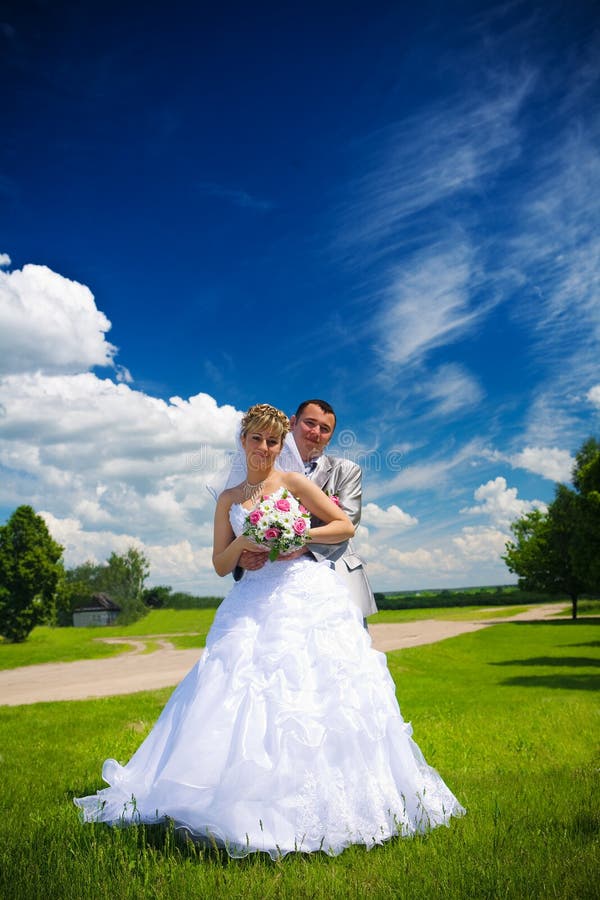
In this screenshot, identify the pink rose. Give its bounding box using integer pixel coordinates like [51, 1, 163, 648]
[264, 527, 281, 540]
[329, 495, 340, 506]
[275, 497, 291, 512]
[293, 518, 307, 535]
[298, 505, 309, 514]
[248, 509, 263, 525]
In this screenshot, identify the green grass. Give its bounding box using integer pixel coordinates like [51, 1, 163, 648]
[1, 619, 598, 899]
[0, 606, 544, 671]
[0, 609, 216, 670]
[369, 603, 557, 624]
[556, 598, 600, 618]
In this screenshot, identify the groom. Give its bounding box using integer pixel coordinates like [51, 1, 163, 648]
[237, 398, 378, 623]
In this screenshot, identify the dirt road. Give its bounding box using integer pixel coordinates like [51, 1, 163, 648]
[0, 604, 565, 706]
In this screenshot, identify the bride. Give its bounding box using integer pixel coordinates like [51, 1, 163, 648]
[75, 403, 465, 857]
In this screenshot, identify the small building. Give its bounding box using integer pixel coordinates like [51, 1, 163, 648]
[73, 593, 121, 628]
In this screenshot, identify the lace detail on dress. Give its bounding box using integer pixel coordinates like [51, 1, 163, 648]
[229, 501, 250, 537]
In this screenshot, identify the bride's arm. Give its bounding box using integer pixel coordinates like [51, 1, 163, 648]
[212, 494, 263, 576]
[282, 473, 355, 544]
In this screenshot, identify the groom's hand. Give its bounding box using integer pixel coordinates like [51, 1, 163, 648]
[276, 546, 308, 562]
[238, 548, 269, 571]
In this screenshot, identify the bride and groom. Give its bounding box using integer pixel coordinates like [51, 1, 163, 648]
[75, 401, 464, 857]
[234, 399, 377, 624]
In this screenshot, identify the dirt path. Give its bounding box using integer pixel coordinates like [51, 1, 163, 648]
[0, 604, 565, 706]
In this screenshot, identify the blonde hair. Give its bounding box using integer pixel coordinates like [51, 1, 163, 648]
[240, 404, 290, 442]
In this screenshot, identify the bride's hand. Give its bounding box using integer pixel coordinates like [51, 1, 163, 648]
[238, 546, 269, 570]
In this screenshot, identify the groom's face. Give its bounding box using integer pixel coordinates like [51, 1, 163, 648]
[290, 403, 336, 462]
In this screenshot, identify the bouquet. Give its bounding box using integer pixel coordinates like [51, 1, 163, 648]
[243, 488, 311, 561]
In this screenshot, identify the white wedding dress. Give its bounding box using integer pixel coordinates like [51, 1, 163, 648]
[75, 494, 465, 857]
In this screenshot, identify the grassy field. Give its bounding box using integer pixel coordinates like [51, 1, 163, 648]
[1, 614, 598, 899]
[0, 609, 217, 670]
[369, 604, 534, 624]
[0, 604, 564, 671]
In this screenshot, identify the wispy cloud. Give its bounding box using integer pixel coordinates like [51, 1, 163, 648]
[367, 438, 486, 501]
[419, 363, 485, 417]
[510, 122, 600, 348]
[331, 71, 536, 388]
[376, 241, 484, 368]
[196, 181, 274, 211]
[504, 98, 600, 445]
[338, 70, 535, 252]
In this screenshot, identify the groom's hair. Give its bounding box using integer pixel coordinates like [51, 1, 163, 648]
[294, 399, 336, 428]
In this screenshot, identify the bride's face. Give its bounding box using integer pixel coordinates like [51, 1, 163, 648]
[241, 429, 282, 474]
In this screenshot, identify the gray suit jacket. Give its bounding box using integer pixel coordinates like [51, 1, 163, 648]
[306, 455, 378, 618]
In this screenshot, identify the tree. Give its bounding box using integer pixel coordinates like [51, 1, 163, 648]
[570, 438, 600, 594]
[143, 584, 172, 608]
[504, 501, 586, 620]
[504, 437, 600, 619]
[55, 562, 99, 626]
[57, 548, 151, 626]
[572, 437, 600, 493]
[0, 506, 64, 642]
[100, 547, 150, 623]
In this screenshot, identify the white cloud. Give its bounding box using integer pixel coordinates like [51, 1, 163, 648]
[461, 476, 546, 528]
[508, 446, 574, 482]
[73, 497, 114, 526]
[0, 371, 241, 535]
[452, 526, 510, 561]
[388, 546, 465, 574]
[587, 384, 600, 408]
[357, 515, 520, 590]
[0, 263, 117, 375]
[41, 511, 145, 565]
[0, 253, 10, 267]
[0, 259, 250, 594]
[41, 511, 218, 592]
[361, 502, 418, 530]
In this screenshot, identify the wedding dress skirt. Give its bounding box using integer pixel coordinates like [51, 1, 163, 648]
[75, 502, 465, 857]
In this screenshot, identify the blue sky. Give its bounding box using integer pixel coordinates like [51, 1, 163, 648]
[1, 0, 599, 593]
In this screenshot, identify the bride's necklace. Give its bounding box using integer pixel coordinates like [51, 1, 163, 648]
[241, 478, 266, 503]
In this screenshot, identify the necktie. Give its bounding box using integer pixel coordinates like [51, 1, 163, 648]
[304, 460, 317, 476]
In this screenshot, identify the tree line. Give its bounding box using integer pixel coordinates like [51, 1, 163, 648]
[372, 586, 562, 611]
